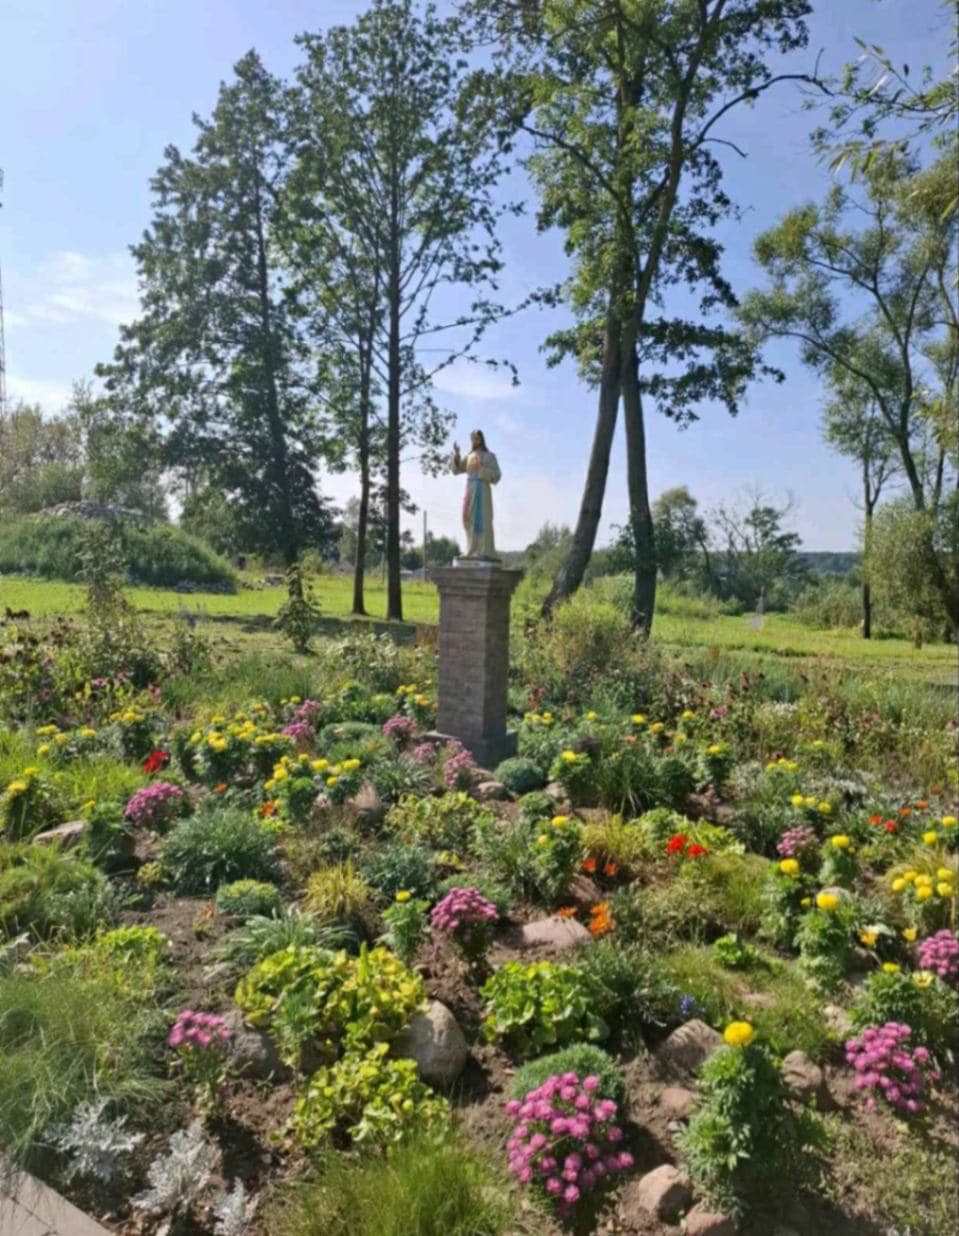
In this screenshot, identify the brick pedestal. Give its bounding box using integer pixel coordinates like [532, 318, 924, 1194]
[430, 563, 523, 768]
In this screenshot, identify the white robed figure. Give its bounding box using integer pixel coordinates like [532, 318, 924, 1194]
[451, 429, 501, 560]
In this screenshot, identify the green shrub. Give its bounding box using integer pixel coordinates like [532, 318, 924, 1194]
[576, 939, 675, 1047]
[494, 757, 546, 796]
[235, 944, 426, 1069]
[679, 1033, 823, 1218]
[35, 924, 173, 1002]
[216, 908, 352, 971]
[0, 966, 166, 1167]
[516, 790, 554, 824]
[304, 861, 374, 932]
[385, 791, 489, 852]
[851, 970, 958, 1061]
[0, 842, 117, 941]
[263, 1132, 514, 1236]
[796, 897, 858, 988]
[215, 879, 282, 918]
[548, 748, 597, 805]
[379, 896, 429, 966]
[480, 961, 605, 1057]
[512, 1043, 623, 1103]
[362, 842, 436, 900]
[473, 813, 583, 905]
[0, 769, 64, 841]
[712, 932, 764, 971]
[292, 1042, 450, 1148]
[318, 721, 380, 749]
[159, 804, 279, 895]
[0, 514, 236, 588]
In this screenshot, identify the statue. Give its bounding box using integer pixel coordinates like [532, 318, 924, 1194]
[451, 429, 501, 561]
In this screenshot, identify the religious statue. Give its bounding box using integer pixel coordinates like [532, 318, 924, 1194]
[451, 429, 501, 560]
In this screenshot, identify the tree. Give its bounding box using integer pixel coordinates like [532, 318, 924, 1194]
[69, 381, 168, 520]
[470, 0, 817, 633]
[867, 498, 958, 647]
[740, 146, 958, 633]
[0, 401, 83, 514]
[96, 52, 332, 566]
[821, 374, 898, 638]
[711, 495, 806, 610]
[292, 0, 522, 621]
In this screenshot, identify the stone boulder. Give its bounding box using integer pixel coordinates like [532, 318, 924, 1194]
[349, 781, 385, 827]
[782, 1049, 833, 1109]
[659, 1086, 697, 1120]
[515, 915, 590, 952]
[32, 820, 86, 848]
[223, 1009, 287, 1081]
[628, 1164, 692, 1222]
[394, 1000, 468, 1087]
[473, 779, 509, 802]
[657, 1019, 723, 1077]
[685, 1205, 737, 1236]
[565, 872, 603, 909]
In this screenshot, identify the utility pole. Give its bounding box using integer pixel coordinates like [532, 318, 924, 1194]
[0, 168, 7, 417]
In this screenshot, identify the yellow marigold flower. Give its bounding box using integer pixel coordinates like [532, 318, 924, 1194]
[942, 815, 957, 828]
[326, 775, 339, 788]
[816, 892, 840, 911]
[779, 858, 800, 877]
[274, 767, 288, 781]
[586, 711, 598, 722]
[560, 750, 578, 764]
[673, 732, 688, 745]
[803, 796, 817, 809]
[6, 780, 28, 794]
[36, 744, 50, 757]
[415, 695, 430, 708]
[190, 731, 202, 743]
[723, 1021, 755, 1047]
[681, 709, 696, 720]
[23, 766, 39, 777]
[708, 744, 724, 756]
[902, 871, 917, 883]
[784, 760, 799, 773]
[766, 761, 778, 772]
[892, 878, 906, 892]
[923, 831, 938, 844]
[902, 927, 918, 942]
[914, 874, 932, 887]
[830, 834, 851, 850]
[298, 753, 310, 763]
[551, 816, 569, 828]
[121, 710, 138, 724]
[54, 732, 69, 745]
[817, 802, 833, 816]
[790, 793, 805, 807]
[936, 868, 954, 881]
[800, 896, 812, 907]
[290, 696, 301, 705]
[82, 799, 96, 811]
[36, 725, 59, 737]
[631, 714, 647, 726]
[537, 834, 550, 846]
[80, 728, 96, 739]
[937, 882, 954, 898]
[264, 779, 276, 792]
[211, 714, 226, 724]
[882, 962, 901, 974]
[859, 931, 878, 947]
[311, 758, 329, 772]
[650, 722, 665, 734]
[913, 972, 935, 988]
[395, 890, 411, 903]
[916, 885, 933, 901]
[342, 758, 361, 772]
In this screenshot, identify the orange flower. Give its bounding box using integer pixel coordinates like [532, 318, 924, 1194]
[260, 799, 278, 817]
[869, 813, 882, 826]
[589, 902, 613, 937]
[899, 806, 913, 818]
[931, 785, 943, 796]
[555, 906, 578, 919]
[213, 782, 228, 794]
[581, 856, 598, 874]
[603, 860, 619, 878]
[916, 800, 929, 810]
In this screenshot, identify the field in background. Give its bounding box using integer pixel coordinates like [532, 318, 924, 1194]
[2, 573, 955, 686]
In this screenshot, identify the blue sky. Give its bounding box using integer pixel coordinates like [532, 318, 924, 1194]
[0, 0, 949, 551]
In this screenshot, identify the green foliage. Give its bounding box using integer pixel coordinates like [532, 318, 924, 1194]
[159, 804, 279, 894]
[292, 1042, 450, 1148]
[472, 812, 582, 905]
[712, 932, 763, 971]
[680, 1039, 823, 1218]
[216, 907, 352, 971]
[380, 896, 429, 966]
[516, 791, 554, 825]
[262, 1132, 514, 1236]
[494, 757, 546, 796]
[385, 791, 489, 851]
[275, 564, 323, 653]
[0, 769, 64, 841]
[480, 961, 605, 1058]
[851, 971, 958, 1062]
[575, 940, 675, 1048]
[796, 899, 858, 988]
[0, 514, 236, 588]
[0, 965, 166, 1167]
[215, 879, 282, 918]
[581, 815, 648, 875]
[759, 865, 811, 949]
[36, 924, 173, 1002]
[304, 861, 374, 931]
[512, 1043, 624, 1104]
[362, 842, 436, 900]
[0, 842, 117, 941]
[235, 944, 426, 1070]
[548, 748, 596, 805]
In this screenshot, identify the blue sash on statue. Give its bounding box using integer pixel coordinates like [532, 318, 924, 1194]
[469, 476, 484, 532]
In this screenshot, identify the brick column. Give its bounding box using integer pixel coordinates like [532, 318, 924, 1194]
[430, 563, 523, 768]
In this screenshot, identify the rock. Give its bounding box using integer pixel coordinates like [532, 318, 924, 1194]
[473, 779, 509, 802]
[516, 915, 591, 951]
[545, 781, 569, 803]
[657, 1019, 723, 1077]
[349, 781, 385, 827]
[32, 820, 86, 848]
[684, 1205, 737, 1236]
[659, 1086, 696, 1120]
[223, 1009, 287, 1081]
[394, 1000, 468, 1087]
[823, 1003, 853, 1037]
[782, 1050, 832, 1109]
[565, 872, 604, 909]
[628, 1164, 692, 1222]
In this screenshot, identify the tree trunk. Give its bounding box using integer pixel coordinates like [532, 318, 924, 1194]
[385, 180, 403, 622]
[353, 432, 370, 617]
[541, 301, 622, 618]
[861, 469, 873, 640]
[621, 337, 656, 636]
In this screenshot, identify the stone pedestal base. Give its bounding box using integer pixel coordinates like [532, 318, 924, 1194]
[429, 563, 523, 768]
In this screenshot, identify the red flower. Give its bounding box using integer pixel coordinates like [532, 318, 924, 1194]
[869, 813, 882, 826]
[581, 856, 598, 874]
[260, 800, 278, 817]
[885, 820, 898, 833]
[143, 750, 170, 774]
[687, 843, 709, 858]
[603, 860, 619, 878]
[666, 834, 689, 855]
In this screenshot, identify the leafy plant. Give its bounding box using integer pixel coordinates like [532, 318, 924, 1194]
[495, 757, 546, 796]
[362, 841, 436, 900]
[304, 861, 374, 931]
[0, 842, 117, 941]
[215, 879, 282, 918]
[291, 1041, 450, 1148]
[132, 1120, 218, 1219]
[480, 961, 605, 1057]
[575, 939, 675, 1047]
[48, 1098, 144, 1184]
[796, 897, 858, 988]
[215, 908, 351, 971]
[380, 894, 429, 966]
[159, 804, 279, 894]
[712, 932, 763, 971]
[511, 1043, 623, 1103]
[274, 563, 322, 653]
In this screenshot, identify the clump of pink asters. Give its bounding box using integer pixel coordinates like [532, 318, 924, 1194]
[442, 741, 476, 790]
[917, 930, 959, 988]
[382, 714, 420, 748]
[169, 1009, 232, 1110]
[777, 824, 818, 859]
[430, 886, 498, 960]
[124, 781, 184, 829]
[505, 1072, 633, 1212]
[844, 1022, 940, 1116]
[292, 699, 323, 726]
[409, 742, 438, 766]
[281, 721, 315, 751]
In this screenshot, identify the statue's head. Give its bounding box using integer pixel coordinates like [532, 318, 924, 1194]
[470, 429, 487, 451]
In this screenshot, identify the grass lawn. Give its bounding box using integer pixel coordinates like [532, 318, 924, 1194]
[2, 573, 955, 685]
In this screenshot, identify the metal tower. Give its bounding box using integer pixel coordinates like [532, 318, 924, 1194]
[0, 168, 6, 416]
